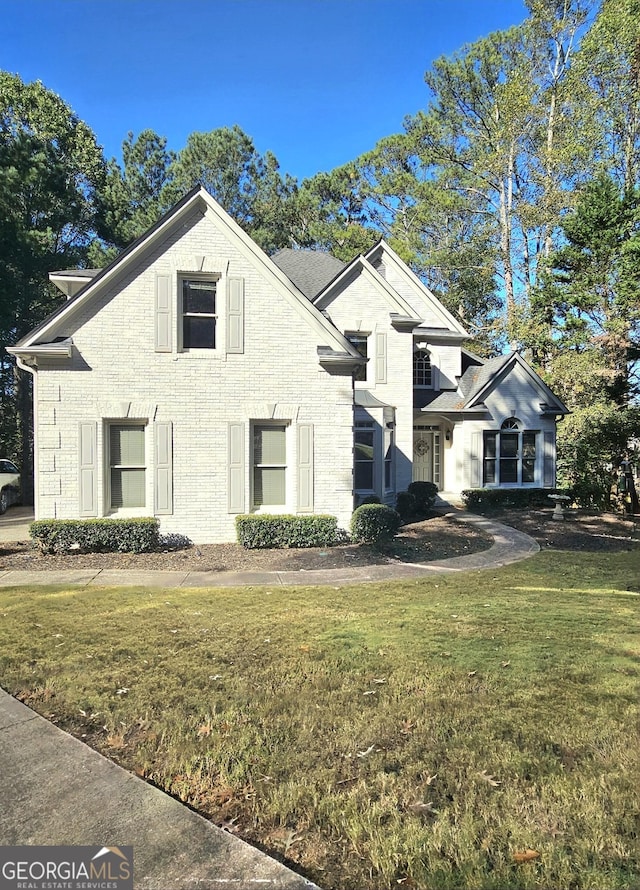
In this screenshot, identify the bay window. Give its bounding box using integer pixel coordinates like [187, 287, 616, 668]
[483, 419, 537, 486]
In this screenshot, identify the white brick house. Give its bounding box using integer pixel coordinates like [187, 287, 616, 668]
[9, 186, 568, 543]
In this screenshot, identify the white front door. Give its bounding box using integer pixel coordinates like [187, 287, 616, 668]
[413, 426, 441, 488]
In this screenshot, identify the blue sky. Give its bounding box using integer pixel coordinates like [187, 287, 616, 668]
[1, 0, 528, 181]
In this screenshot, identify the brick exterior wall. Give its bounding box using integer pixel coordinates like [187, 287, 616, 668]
[32, 209, 355, 543]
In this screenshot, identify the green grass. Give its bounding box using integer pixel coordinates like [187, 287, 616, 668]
[0, 549, 638, 889]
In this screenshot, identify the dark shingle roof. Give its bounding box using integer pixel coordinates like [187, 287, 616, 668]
[272, 248, 346, 299]
[458, 355, 509, 401]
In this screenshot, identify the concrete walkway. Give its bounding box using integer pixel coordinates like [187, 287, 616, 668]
[0, 507, 539, 889]
[0, 511, 539, 589]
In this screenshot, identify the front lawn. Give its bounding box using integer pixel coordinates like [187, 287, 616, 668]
[0, 549, 638, 889]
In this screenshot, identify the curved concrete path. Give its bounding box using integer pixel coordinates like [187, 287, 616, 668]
[0, 512, 538, 889]
[0, 512, 539, 589]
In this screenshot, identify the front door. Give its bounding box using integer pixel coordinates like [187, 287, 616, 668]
[413, 426, 441, 488]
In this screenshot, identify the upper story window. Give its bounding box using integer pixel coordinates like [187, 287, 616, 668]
[413, 346, 432, 387]
[181, 277, 217, 349]
[346, 333, 368, 382]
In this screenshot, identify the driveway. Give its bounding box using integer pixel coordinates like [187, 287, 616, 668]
[0, 505, 34, 542]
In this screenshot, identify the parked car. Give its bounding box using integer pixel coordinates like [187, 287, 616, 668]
[0, 459, 21, 514]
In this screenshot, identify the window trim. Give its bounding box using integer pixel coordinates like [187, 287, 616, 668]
[346, 332, 369, 383]
[251, 422, 288, 511]
[354, 420, 376, 493]
[483, 420, 539, 487]
[106, 421, 147, 514]
[179, 274, 219, 352]
[413, 345, 433, 388]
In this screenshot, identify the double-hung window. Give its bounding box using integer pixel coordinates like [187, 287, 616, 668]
[253, 424, 287, 508]
[483, 419, 537, 485]
[109, 423, 146, 509]
[181, 277, 217, 349]
[346, 333, 368, 382]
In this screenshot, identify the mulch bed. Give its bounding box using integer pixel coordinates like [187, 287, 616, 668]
[0, 509, 637, 575]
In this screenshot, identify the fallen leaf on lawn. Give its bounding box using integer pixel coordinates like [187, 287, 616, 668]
[407, 800, 438, 817]
[501, 660, 511, 668]
[209, 674, 223, 680]
[299, 645, 310, 652]
[441, 651, 452, 658]
[468, 670, 477, 677]
[363, 689, 377, 696]
[197, 723, 211, 737]
[372, 677, 387, 684]
[425, 773, 438, 785]
[513, 849, 540, 864]
[79, 709, 87, 716]
[219, 817, 240, 834]
[477, 769, 501, 787]
[115, 688, 129, 695]
[400, 719, 415, 735]
[357, 745, 377, 758]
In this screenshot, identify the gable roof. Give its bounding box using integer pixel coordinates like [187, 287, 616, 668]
[424, 352, 569, 415]
[11, 187, 362, 366]
[365, 240, 469, 338]
[313, 253, 423, 325]
[271, 248, 346, 299]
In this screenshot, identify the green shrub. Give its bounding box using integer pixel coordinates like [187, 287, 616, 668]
[408, 481, 438, 512]
[30, 518, 161, 554]
[461, 488, 573, 511]
[358, 494, 382, 506]
[350, 504, 401, 544]
[395, 491, 418, 520]
[235, 514, 339, 549]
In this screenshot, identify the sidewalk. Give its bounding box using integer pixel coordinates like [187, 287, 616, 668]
[0, 512, 539, 589]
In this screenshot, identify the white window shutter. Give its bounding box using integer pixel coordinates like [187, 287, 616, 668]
[78, 422, 97, 516]
[469, 431, 482, 488]
[375, 332, 387, 384]
[297, 423, 314, 512]
[228, 422, 245, 513]
[543, 431, 555, 487]
[154, 421, 173, 514]
[155, 273, 172, 352]
[226, 277, 244, 354]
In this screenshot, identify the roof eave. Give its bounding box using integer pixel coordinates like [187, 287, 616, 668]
[7, 339, 73, 364]
[390, 313, 424, 332]
[317, 347, 365, 371]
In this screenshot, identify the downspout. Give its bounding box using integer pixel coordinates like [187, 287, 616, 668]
[15, 356, 38, 519]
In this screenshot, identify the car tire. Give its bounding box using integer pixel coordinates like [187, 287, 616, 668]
[0, 489, 8, 515]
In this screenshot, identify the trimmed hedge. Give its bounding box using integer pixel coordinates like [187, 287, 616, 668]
[350, 503, 401, 544]
[395, 491, 418, 521]
[408, 481, 438, 512]
[461, 488, 573, 511]
[30, 517, 161, 554]
[235, 514, 339, 549]
[395, 482, 439, 521]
